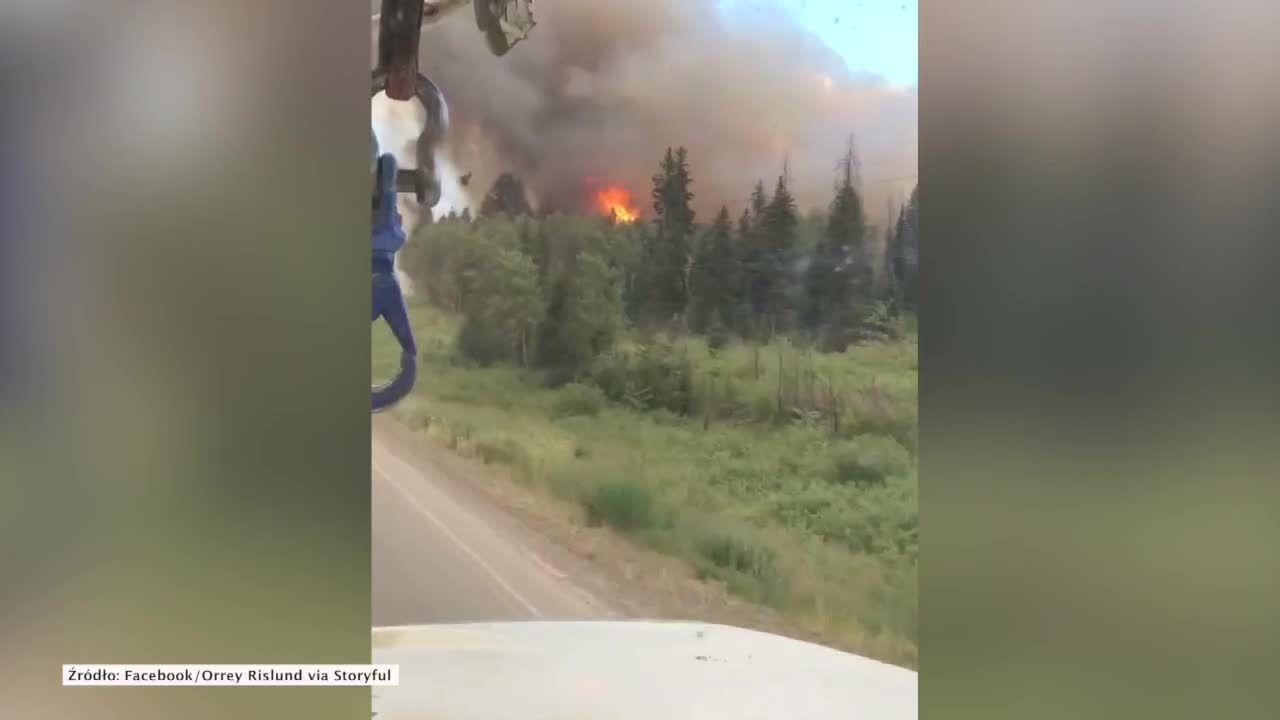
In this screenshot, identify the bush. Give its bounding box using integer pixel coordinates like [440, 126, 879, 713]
[584, 479, 655, 532]
[812, 492, 917, 558]
[706, 316, 733, 352]
[474, 437, 526, 467]
[535, 252, 622, 374]
[551, 383, 606, 419]
[696, 531, 777, 578]
[402, 406, 432, 430]
[694, 530, 787, 606]
[587, 342, 693, 415]
[846, 384, 918, 453]
[444, 420, 476, 450]
[827, 435, 911, 487]
[542, 465, 591, 502]
[769, 492, 835, 529]
[456, 316, 510, 367]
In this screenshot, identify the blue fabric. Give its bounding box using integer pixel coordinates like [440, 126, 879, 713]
[371, 153, 417, 412]
[372, 154, 406, 255]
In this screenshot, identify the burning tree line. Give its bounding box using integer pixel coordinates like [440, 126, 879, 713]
[400, 143, 919, 376]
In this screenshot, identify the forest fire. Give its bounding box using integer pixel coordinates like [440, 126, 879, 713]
[593, 186, 640, 224]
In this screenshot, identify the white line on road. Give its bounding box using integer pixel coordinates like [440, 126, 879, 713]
[519, 546, 568, 580]
[372, 456, 544, 619]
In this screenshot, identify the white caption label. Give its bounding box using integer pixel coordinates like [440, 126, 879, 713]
[63, 664, 399, 686]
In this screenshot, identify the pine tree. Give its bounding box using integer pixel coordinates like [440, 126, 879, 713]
[723, 208, 752, 336]
[460, 207, 473, 223]
[803, 140, 868, 342]
[688, 206, 738, 333]
[641, 147, 697, 326]
[737, 180, 771, 332]
[879, 195, 898, 301]
[479, 172, 534, 218]
[758, 172, 799, 334]
[750, 180, 769, 221]
[889, 185, 919, 314]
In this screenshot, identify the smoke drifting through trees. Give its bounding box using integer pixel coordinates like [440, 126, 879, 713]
[418, 0, 917, 218]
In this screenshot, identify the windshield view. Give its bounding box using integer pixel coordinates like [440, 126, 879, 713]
[370, 0, 918, 715]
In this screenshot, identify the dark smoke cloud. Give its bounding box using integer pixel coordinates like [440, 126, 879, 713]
[420, 0, 917, 223]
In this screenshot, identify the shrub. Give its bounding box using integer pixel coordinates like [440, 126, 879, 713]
[706, 317, 733, 352]
[401, 406, 432, 430]
[445, 420, 476, 450]
[769, 492, 835, 529]
[697, 531, 777, 577]
[812, 494, 917, 558]
[584, 479, 655, 532]
[827, 435, 911, 487]
[587, 342, 693, 415]
[551, 383, 606, 419]
[846, 384, 918, 453]
[474, 437, 525, 467]
[535, 252, 622, 374]
[456, 316, 510, 367]
[694, 530, 787, 606]
[543, 465, 591, 502]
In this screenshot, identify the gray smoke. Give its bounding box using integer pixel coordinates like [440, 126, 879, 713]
[420, 0, 917, 221]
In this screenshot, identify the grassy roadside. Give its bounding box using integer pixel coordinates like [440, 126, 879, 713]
[374, 302, 918, 667]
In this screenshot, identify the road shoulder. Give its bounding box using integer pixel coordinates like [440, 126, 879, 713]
[373, 415, 826, 646]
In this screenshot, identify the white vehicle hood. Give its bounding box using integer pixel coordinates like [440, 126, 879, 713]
[372, 621, 917, 719]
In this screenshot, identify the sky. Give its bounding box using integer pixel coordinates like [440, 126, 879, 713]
[718, 0, 918, 88]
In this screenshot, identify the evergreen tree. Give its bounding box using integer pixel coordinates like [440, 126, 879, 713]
[731, 208, 756, 337]
[878, 195, 898, 301]
[802, 141, 868, 344]
[757, 173, 799, 333]
[688, 206, 738, 333]
[460, 207, 473, 223]
[737, 180, 772, 332]
[889, 185, 919, 314]
[640, 147, 697, 326]
[479, 172, 534, 218]
[749, 180, 769, 221]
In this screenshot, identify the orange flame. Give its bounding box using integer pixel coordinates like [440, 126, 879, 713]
[594, 186, 640, 224]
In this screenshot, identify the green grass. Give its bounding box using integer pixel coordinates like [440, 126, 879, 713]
[584, 479, 656, 531]
[828, 435, 913, 487]
[374, 302, 919, 667]
[550, 383, 606, 419]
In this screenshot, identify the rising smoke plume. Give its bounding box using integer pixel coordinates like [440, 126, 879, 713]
[418, 0, 917, 222]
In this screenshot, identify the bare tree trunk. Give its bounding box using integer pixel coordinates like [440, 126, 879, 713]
[829, 380, 840, 435]
[776, 343, 785, 417]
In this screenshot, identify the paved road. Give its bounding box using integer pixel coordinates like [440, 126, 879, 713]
[372, 422, 613, 626]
